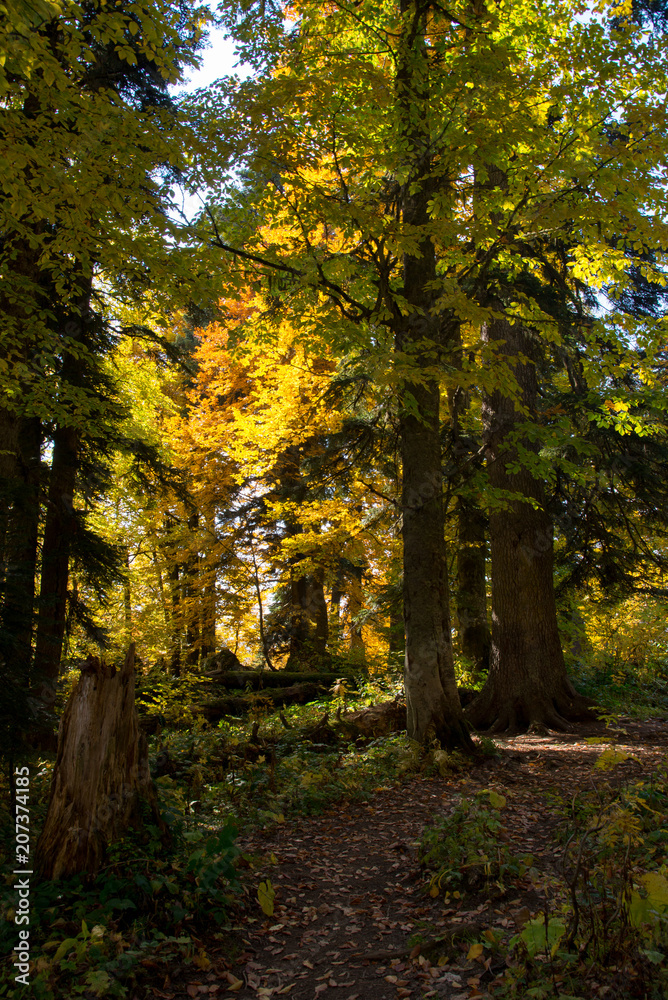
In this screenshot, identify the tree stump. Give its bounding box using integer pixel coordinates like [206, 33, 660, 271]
[36, 644, 166, 880]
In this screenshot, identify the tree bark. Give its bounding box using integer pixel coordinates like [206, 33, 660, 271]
[33, 278, 93, 708]
[33, 424, 79, 709]
[347, 563, 366, 668]
[388, 601, 405, 669]
[123, 546, 133, 646]
[0, 416, 42, 680]
[456, 498, 490, 678]
[35, 644, 165, 879]
[168, 562, 182, 677]
[0, 406, 21, 578]
[396, 1, 472, 749]
[330, 564, 345, 645]
[286, 572, 329, 669]
[184, 513, 201, 666]
[467, 318, 592, 733]
[447, 325, 491, 679]
[201, 577, 217, 659]
[152, 546, 170, 626]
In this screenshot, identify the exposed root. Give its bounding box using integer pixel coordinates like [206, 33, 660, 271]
[436, 715, 476, 754]
[467, 681, 595, 736]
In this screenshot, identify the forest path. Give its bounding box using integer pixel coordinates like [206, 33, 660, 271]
[172, 719, 668, 1000]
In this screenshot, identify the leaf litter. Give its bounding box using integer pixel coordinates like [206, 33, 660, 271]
[160, 718, 668, 1000]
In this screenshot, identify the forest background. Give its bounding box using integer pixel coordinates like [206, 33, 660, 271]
[3, 0, 668, 738]
[3, 0, 668, 996]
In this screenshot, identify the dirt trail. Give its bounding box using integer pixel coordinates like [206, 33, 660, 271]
[169, 719, 668, 1000]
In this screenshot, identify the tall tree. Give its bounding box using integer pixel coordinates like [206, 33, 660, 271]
[0, 0, 207, 722]
[186, 0, 668, 740]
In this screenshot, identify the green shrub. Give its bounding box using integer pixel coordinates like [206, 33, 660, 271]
[419, 789, 533, 897]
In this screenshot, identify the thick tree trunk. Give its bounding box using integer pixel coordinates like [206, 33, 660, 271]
[401, 380, 470, 746]
[447, 325, 490, 679]
[286, 572, 329, 669]
[396, 2, 471, 750]
[467, 318, 592, 733]
[456, 498, 490, 678]
[202, 513, 218, 658]
[0, 407, 21, 578]
[35, 645, 165, 879]
[0, 411, 41, 751]
[33, 281, 92, 707]
[250, 539, 273, 669]
[0, 416, 42, 680]
[34, 424, 79, 709]
[347, 563, 366, 668]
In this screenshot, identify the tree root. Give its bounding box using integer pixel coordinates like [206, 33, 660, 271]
[467, 681, 596, 735]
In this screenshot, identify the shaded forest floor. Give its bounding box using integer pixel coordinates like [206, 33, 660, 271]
[158, 718, 668, 1000]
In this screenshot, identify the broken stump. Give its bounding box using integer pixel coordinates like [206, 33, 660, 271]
[35, 644, 166, 880]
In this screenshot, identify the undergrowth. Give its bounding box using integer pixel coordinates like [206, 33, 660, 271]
[420, 788, 535, 899]
[1, 680, 471, 999]
[419, 761, 668, 999]
[568, 655, 668, 718]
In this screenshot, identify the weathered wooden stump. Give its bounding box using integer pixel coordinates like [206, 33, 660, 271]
[36, 644, 165, 880]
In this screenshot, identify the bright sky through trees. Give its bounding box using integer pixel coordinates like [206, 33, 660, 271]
[178, 26, 251, 92]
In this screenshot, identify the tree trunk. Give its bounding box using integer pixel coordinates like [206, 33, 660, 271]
[0, 411, 41, 752]
[329, 564, 345, 646]
[447, 324, 491, 679]
[286, 572, 329, 669]
[34, 424, 79, 709]
[396, 2, 471, 750]
[456, 498, 490, 678]
[388, 601, 404, 669]
[347, 563, 366, 668]
[467, 318, 592, 733]
[249, 538, 273, 669]
[184, 513, 201, 666]
[35, 644, 166, 880]
[33, 279, 92, 708]
[0, 416, 42, 680]
[168, 562, 182, 677]
[123, 547, 133, 646]
[0, 406, 21, 580]
[152, 546, 170, 626]
[201, 577, 217, 659]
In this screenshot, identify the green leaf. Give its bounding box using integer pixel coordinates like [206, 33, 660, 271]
[84, 969, 112, 996]
[258, 878, 276, 916]
[640, 872, 668, 905]
[486, 790, 507, 809]
[520, 916, 565, 957]
[53, 937, 79, 964]
[640, 948, 664, 965]
[594, 747, 635, 770]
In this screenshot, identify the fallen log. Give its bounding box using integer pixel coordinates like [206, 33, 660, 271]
[195, 681, 326, 721]
[201, 670, 356, 690]
[334, 699, 407, 739]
